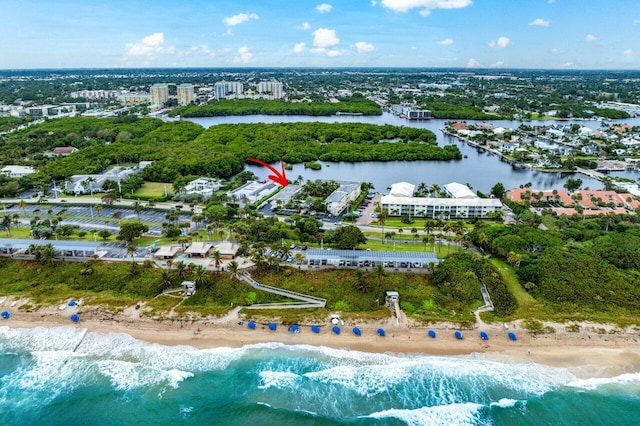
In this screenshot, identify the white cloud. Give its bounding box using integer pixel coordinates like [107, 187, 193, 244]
[437, 38, 453, 45]
[634, 19, 640, 25]
[296, 22, 311, 30]
[327, 49, 341, 57]
[223, 13, 259, 27]
[371, 0, 378, 5]
[529, 18, 550, 27]
[466, 58, 480, 68]
[188, 44, 216, 58]
[560, 62, 574, 68]
[316, 3, 333, 13]
[551, 48, 564, 55]
[623, 49, 634, 56]
[585, 34, 598, 41]
[232, 46, 255, 64]
[489, 61, 505, 68]
[312, 28, 340, 50]
[293, 42, 306, 53]
[353, 41, 375, 53]
[548, 0, 555, 3]
[381, 0, 472, 16]
[124, 33, 175, 59]
[410, 45, 417, 50]
[488, 36, 511, 48]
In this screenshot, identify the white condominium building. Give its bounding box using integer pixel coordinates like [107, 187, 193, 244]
[150, 83, 169, 105]
[214, 81, 243, 99]
[256, 81, 284, 99]
[381, 182, 503, 219]
[177, 84, 195, 105]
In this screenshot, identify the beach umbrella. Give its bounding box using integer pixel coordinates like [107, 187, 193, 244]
[70, 314, 80, 323]
[290, 324, 299, 333]
[247, 321, 256, 330]
[352, 327, 362, 336]
[428, 330, 436, 339]
[454, 331, 463, 340]
[332, 326, 341, 335]
[268, 322, 277, 331]
[508, 332, 517, 341]
[377, 328, 386, 337]
[311, 325, 321, 334]
[68, 300, 77, 307]
[1, 311, 9, 320]
[480, 331, 489, 341]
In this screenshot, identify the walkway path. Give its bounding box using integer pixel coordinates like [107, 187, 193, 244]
[239, 271, 327, 309]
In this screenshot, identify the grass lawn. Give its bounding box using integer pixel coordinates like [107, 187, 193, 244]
[135, 182, 173, 198]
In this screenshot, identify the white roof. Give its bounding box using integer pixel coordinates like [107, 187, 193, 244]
[185, 242, 213, 255]
[1, 165, 36, 175]
[389, 182, 415, 197]
[214, 241, 239, 255]
[444, 182, 476, 199]
[154, 245, 181, 257]
[381, 195, 502, 208]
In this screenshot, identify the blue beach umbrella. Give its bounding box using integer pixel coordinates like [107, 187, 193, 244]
[352, 327, 362, 336]
[311, 325, 321, 334]
[1, 311, 10, 320]
[508, 332, 517, 341]
[68, 300, 77, 307]
[70, 314, 80, 323]
[290, 324, 299, 333]
[428, 330, 437, 338]
[454, 331, 463, 340]
[480, 331, 489, 341]
[247, 321, 256, 330]
[332, 326, 341, 335]
[268, 322, 277, 331]
[376, 328, 386, 337]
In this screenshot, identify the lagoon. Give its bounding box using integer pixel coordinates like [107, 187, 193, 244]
[177, 113, 640, 192]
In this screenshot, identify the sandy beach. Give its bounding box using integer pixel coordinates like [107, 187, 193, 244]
[2, 297, 640, 379]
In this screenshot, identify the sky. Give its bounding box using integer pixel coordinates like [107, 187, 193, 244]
[1, 0, 640, 70]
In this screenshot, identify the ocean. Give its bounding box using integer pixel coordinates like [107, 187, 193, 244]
[1, 326, 639, 426]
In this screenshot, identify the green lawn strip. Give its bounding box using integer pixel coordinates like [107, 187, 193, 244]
[135, 182, 174, 198]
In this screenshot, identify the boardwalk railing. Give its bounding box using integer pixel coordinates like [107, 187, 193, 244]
[477, 283, 494, 313]
[239, 271, 327, 309]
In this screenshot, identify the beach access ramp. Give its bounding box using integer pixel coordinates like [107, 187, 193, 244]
[239, 271, 327, 309]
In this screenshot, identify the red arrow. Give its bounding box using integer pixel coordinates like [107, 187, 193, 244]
[245, 157, 289, 187]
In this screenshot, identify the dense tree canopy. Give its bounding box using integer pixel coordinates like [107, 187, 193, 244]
[169, 96, 382, 118]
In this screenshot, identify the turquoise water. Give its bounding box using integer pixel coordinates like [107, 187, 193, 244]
[1, 326, 639, 425]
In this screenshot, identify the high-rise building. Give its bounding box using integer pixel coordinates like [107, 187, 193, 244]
[150, 83, 169, 105]
[257, 81, 284, 99]
[177, 83, 195, 105]
[214, 81, 244, 100]
[214, 82, 227, 100]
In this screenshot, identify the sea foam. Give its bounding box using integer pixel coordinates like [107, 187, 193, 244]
[367, 402, 485, 426]
[566, 372, 640, 390]
[258, 370, 301, 390]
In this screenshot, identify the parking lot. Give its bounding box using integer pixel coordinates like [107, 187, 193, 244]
[3, 203, 192, 237]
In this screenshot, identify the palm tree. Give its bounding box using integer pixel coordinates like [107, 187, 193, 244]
[227, 260, 240, 280]
[160, 271, 174, 290]
[2, 215, 13, 236]
[174, 260, 188, 280]
[477, 232, 489, 250]
[507, 251, 522, 267]
[192, 264, 210, 288]
[133, 201, 143, 215]
[211, 250, 222, 271]
[84, 177, 97, 197]
[127, 245, 136, 262]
